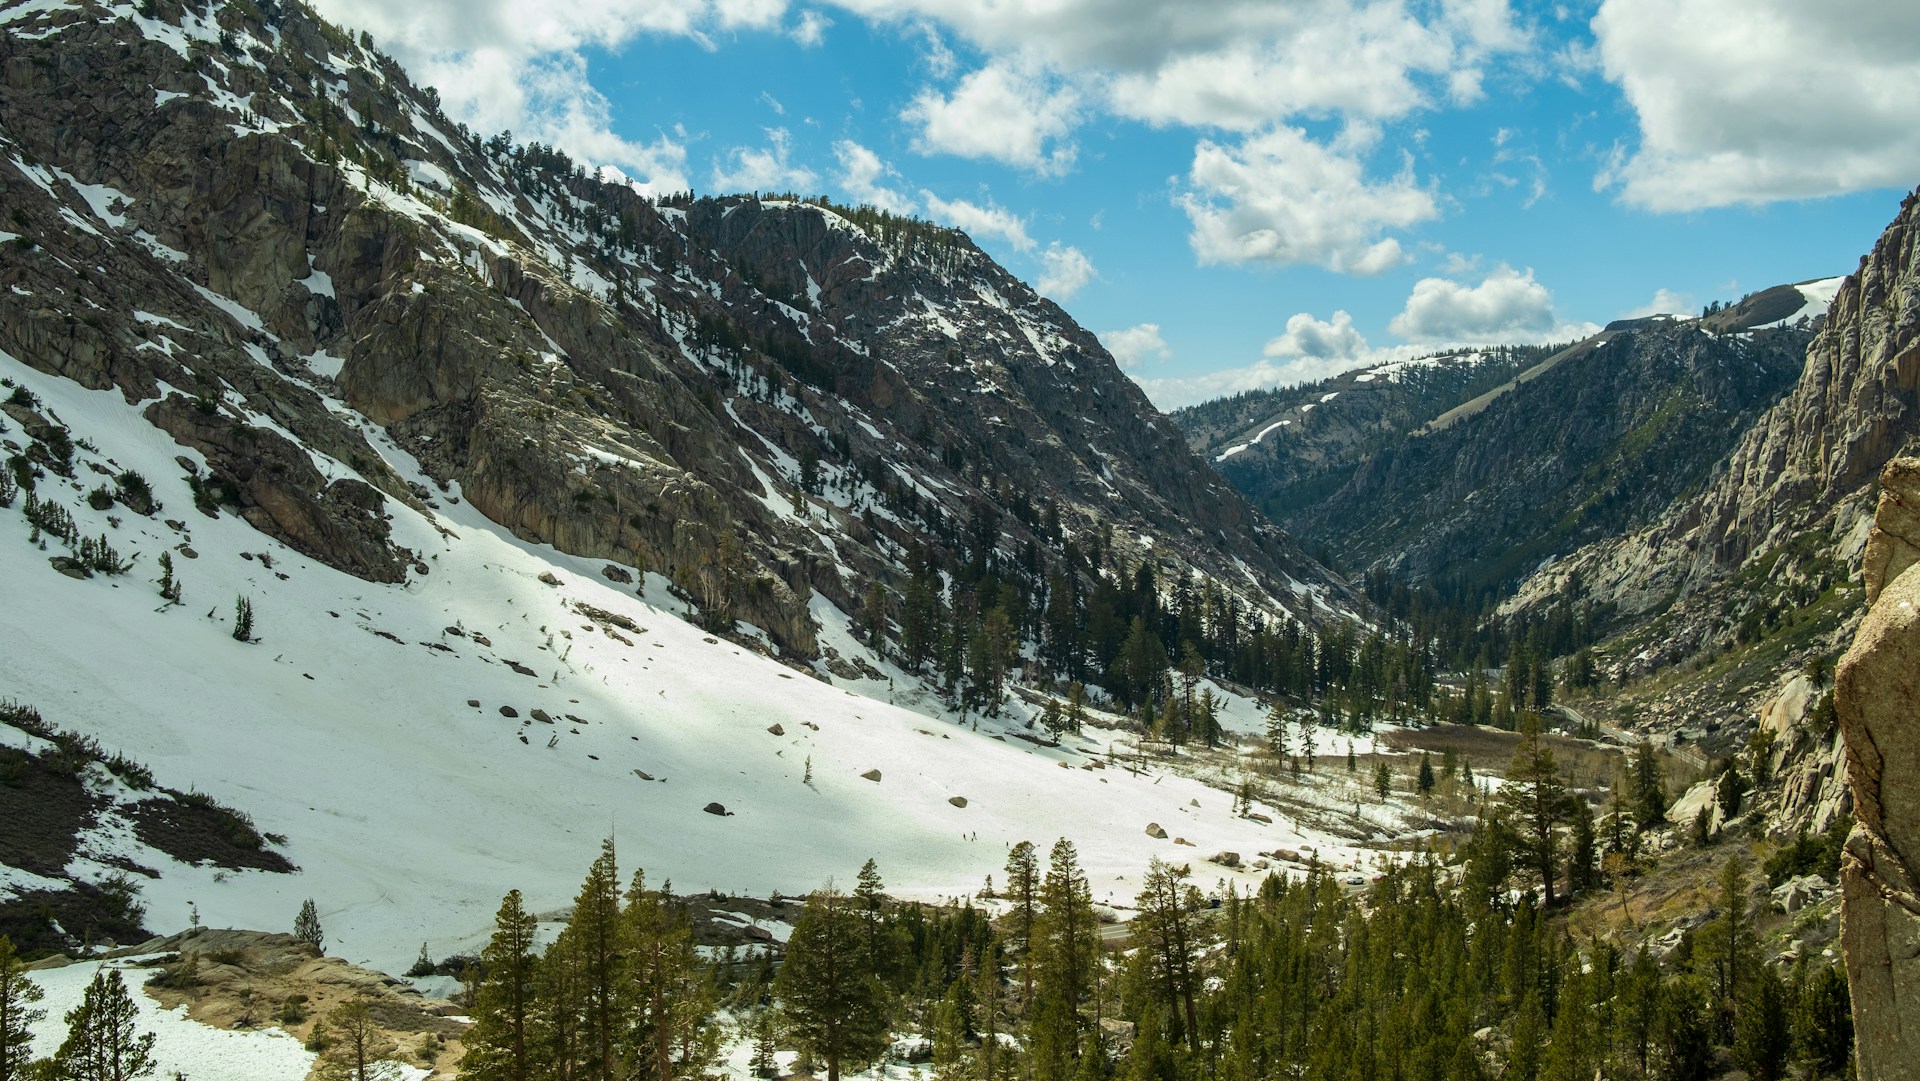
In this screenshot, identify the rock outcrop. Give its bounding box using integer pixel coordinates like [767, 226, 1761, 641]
[1836, 456, 1920, 1081]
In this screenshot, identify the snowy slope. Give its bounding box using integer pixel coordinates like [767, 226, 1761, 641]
[0, 350, 1373, 974]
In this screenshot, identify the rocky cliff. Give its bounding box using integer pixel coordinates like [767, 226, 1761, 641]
[0, 0, 1348, 686]
[1836, 456, 1920, 1081]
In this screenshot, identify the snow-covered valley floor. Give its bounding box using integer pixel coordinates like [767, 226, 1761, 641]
[0, 347, 1389, 978]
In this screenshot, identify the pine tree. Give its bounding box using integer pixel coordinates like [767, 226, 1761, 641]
[1373, 761, 1392, 799]
[462, 890, 539, 1081]
[776, 887, 888, 1081]
[1032, 839, 1098, 1081]
[1795, 964, 1851, 1078]
[623, 869, 719, 1081]
[295, 898, 325, 952]
[233, 594, 254, 641]
[0, 936, 46, 1081]
[556, 838, 624, 1080]
[1631, 742, 1667, 828]
[1132, 859, 1204, 1051]
[1417, 751, 1436, 796]
[1499, 713, 1571, 906]
[1732, 965, 1791, 1081]
[313, 998, 400, 1081]
[1003, 841, 1040, 1008]
[53, 968, 156, 1081]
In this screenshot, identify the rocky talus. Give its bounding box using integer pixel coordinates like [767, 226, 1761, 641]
[1837, 456, 1920, 1080]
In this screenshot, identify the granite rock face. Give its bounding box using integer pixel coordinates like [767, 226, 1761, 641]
[1836, 457, 1920, 1081]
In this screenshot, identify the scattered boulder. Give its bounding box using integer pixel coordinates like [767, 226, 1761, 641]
[1174, 837, 1195, 847]
[861, 769, 882, 782]
[601, 564, 633, 584]
[48, 556, 92, 579]
[767, 723, 785, 736]
[1773, 875, 1831, 914]
[537, 571, 562, 586]
[703, 802, 732, 817]
[531, 709, 553, 724]
[1244, 812, 1273, 824]
[466, 699, 480, 708]
[948, 796, 968, 808]
[499, 706, 519, 718]
[1145, 822, 1167, 839]
[1209, 851, 1242, 868]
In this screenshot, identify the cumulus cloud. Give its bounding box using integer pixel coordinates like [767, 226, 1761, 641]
[1388, 264, 1595, 343]
[1592, 0, 1920, 210]
[1035, 243, 1097, 300]
[903, 61, 1081, 175]
[842, 0, 1524, 131]
[711, 128, 818, 192]
[789, 8, 832, 46]
[305, 0, 789, 188]
[832, 140, 917, 213]
[920, 192, 1033, 250]
[1177, 126, 1438, 273]
[1263, 310, 1371, 361]
[1101, 324, 1172, 369]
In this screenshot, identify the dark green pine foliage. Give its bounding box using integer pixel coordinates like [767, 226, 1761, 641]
[777, 887, 890, 1081]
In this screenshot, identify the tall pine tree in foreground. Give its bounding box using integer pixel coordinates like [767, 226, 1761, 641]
[53, 968, 155, 1081]
[462, 890, 539, 1081]
[0, 936, 46, 1081]
[777, 886, 889, 1081]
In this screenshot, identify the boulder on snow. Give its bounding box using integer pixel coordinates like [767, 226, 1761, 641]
[948, 796, 969, 808]
[703, 802, 732, 816]
[531, 709, 553, 723]
[466, 699, 480, 708]
[499, 706, 519, 718]
[1244, 812, 1273, 824]
[1210, 851, 1242, 868]
[537, 571, 562, 586]
[1145, 823, 1167, 839]
[601, 564, 634, 584]
[1174, 837, 1195, 847]
[861, 769, 882, 782]
[767, 723, 785, 736]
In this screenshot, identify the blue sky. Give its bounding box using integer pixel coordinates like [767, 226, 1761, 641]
[311, 0, 1920, 407]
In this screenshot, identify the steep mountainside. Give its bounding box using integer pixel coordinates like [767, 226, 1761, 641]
[1172, 347, 1539, 535]
[1180, 320, 1811, 595]
[1511, 192, 1920, 672]
[0, 0, 1347, 694]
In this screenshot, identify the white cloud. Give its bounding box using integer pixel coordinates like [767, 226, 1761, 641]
[1135, 349, 1425, 408]
[1101, 323, 1172, 369]
[789, 8, 832, 45]
[841, 0, 1523, 128]
[832, 140, 917, 214]
[1621, 287, 1692, 319]
[306, 0, 787, 188]
[902, 61, 1081, 175]
[1388, 264, 1594, 342]
[1263, 310, 1371, 361]
[1593, 0, 1920, 210]
[711, 128, 818, 193]
[920, 192, 1033, 251]
[1035, 244, 1097, 300]
[1177, 126, 1438, 273]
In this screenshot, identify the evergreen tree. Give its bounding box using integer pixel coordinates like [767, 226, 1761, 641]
[1032, 840, 1098, 1081]
[0, 936, 46, 1081]
[295, 899, 325, 953]
[1732, 965, 1791, 1081]
[556, 838, 625, 1080]
[622, 869, 719, 1081]
[1132, 859, 1204, 1052]
[1499, 714, 1572, 906]
[777, 887, 889, 1081]
[54, 969, 156, 1081]
[462, 890, 540, 1081]
[1631, 742, 1667, 828]
[1795, 964, 1851, 1078]
[1417, 751, 1436, 796]
[313, 998, 400, 1081]
[1003, 842, 1040, 1007]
